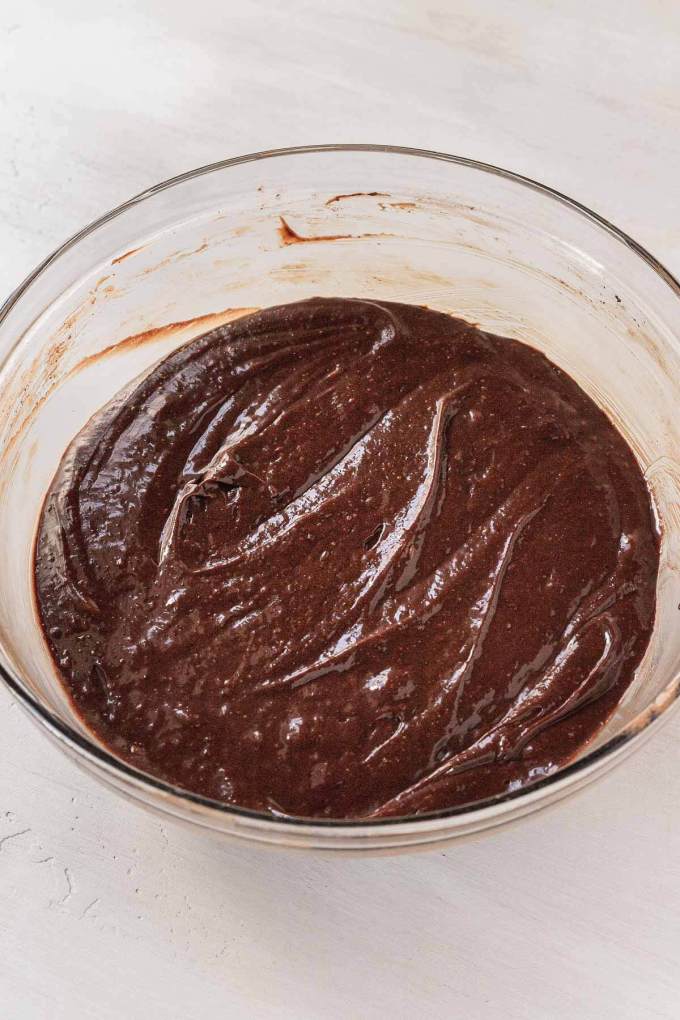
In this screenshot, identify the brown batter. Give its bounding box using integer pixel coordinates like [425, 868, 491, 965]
[34, 298, 659, 819]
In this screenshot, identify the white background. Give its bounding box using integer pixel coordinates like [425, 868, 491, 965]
[1, 2, 679, 1017]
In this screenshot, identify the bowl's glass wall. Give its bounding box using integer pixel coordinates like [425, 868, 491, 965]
[0, 149, 679, 849]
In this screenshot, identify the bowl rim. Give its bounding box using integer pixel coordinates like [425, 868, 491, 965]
[1, 142, 679, 832]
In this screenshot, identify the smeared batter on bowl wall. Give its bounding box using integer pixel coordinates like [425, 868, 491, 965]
[34, 298, 659, 819]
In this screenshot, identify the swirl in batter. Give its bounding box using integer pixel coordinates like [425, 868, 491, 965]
[34, 298, 659, 818]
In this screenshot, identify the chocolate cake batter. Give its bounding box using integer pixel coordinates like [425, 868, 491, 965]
[34, 298, 659, 818]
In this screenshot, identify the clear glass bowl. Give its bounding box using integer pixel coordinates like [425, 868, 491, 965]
[1, 145, 679, 852]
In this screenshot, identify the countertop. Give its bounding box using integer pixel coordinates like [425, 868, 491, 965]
[1, 1, 679, 1017]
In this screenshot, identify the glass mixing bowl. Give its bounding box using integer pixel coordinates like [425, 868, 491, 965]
[1, 145, 679, 852]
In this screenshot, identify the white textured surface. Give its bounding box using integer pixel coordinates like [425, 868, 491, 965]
[1, 1, 680, 1017]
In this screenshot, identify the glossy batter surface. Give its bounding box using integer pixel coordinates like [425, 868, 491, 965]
[34, 298, 659, 818]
